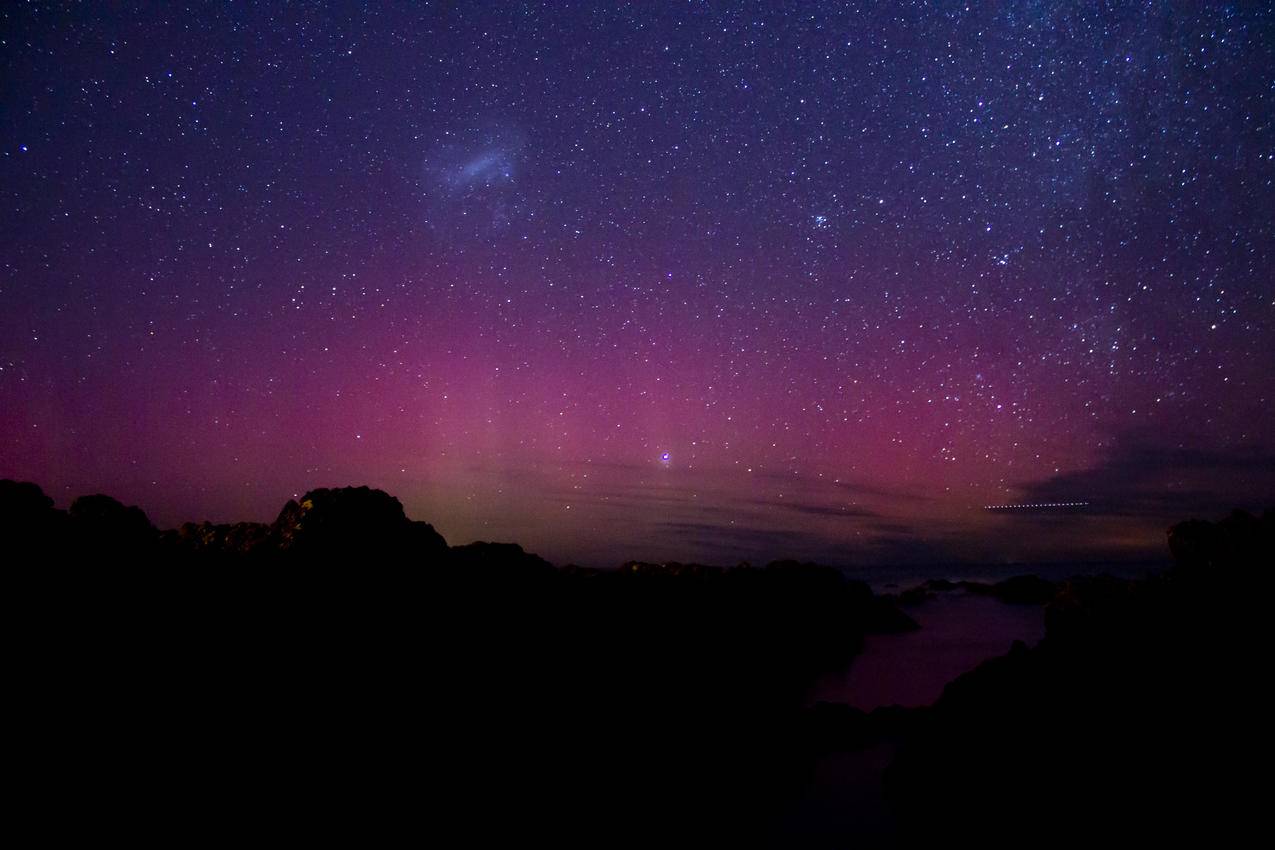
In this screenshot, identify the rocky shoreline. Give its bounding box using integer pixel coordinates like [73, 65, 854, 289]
[4, 478, 1270, 845]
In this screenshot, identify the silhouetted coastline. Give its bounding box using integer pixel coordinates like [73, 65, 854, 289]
[5, 479, 1271, 845]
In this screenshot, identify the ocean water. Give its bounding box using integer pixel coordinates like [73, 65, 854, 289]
[784, 562, 1174, 841]
[808, 590, 1044, 708]
[810, 561, 1169, 710]
[844, 560, 1168, 596]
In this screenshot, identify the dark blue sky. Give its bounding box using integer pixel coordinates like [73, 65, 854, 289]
[2, 2, 1272, 566]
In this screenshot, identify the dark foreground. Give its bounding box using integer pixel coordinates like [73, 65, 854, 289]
[4, 480, 1272, 845]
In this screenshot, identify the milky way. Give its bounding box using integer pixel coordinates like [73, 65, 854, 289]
[2, 3, 1272, 567]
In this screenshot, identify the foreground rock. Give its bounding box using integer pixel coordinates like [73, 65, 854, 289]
[4, 477, 918, 844]
[884, 508, 1274, 844]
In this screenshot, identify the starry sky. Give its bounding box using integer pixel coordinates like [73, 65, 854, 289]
[2, 2, 1273, 568]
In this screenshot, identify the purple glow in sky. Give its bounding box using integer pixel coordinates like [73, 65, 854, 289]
[2, 3, 1272, 567]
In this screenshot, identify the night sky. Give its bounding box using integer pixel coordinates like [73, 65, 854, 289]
[3, 2, 1273, 568]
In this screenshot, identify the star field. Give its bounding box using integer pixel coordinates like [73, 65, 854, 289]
[2, 2, 1272, 566]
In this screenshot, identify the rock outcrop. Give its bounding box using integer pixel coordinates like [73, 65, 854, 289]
[884, 508, 1275, 844]
[272, 486, 448, 563]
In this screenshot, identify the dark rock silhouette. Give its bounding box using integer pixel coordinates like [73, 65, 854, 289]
[5, 477, 918, 844]
[884, 508, 1274, 844]
[11, 475, 1263, 844]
